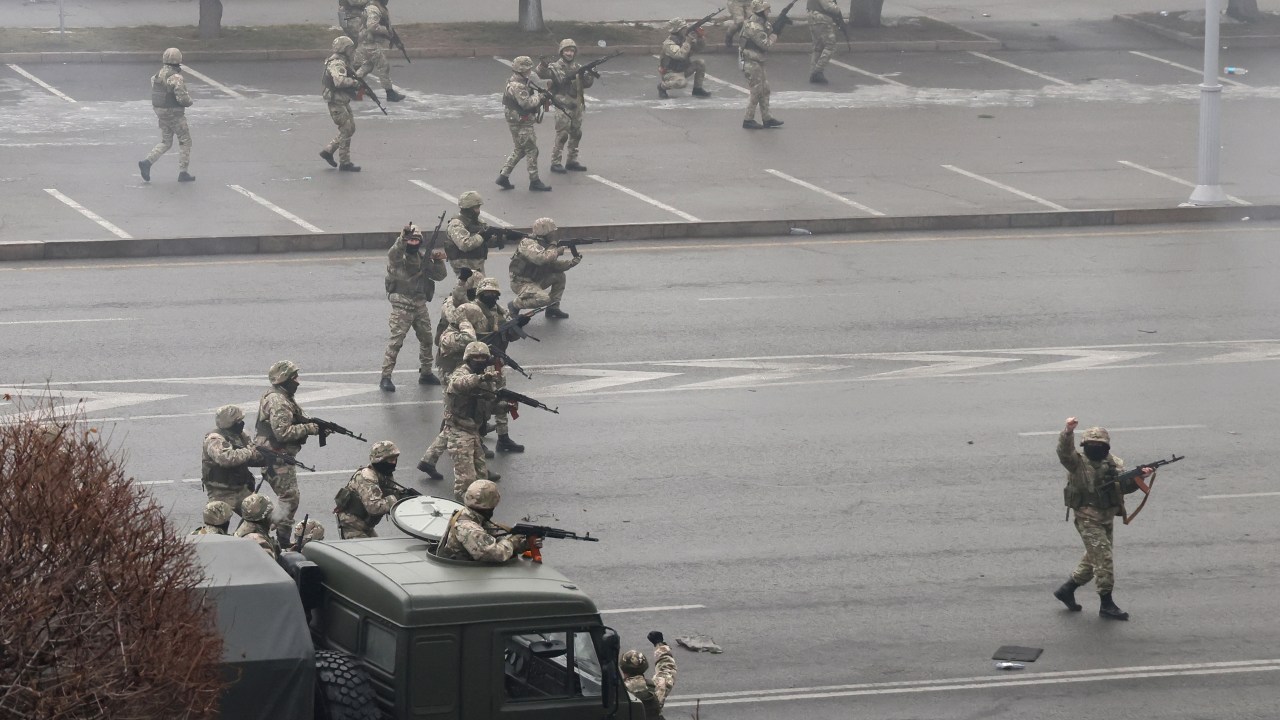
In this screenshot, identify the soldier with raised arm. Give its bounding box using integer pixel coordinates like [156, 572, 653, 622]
[380, 222, 449, 392]
[621, 631, 678, 719]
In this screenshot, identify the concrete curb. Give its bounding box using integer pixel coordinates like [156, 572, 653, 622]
[1, 205, 1269, 263]
[1114, 12, 1280, 48]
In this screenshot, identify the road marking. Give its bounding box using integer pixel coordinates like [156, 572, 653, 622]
[43, 189, 132, 238]
[651, 54, 749, 94]
[599, 604, 706, 615]
[492, 56, 597, 103]
[699, 293, 859, 301]
[408, 179, 510, 227]
[180, 64, 245, 99]
[228, 184, 323, 233]
[1200, 491, 1280, 500]
[666, 659, 1280, 707]
[533, 369, 682, 395]
[764, 169, 885, 216]
[1019, 424, 1206, 437]
[1128, 51, 1245, 87]
[587, 174, 700, 221]
[829, 59, 908, 87]
[6, 64, 77, 102]
[941, 164, 1069, 211]
[0, 317, 133, 326]
[967, 51, 1071, 86]
[1118, 160, 1250, 206]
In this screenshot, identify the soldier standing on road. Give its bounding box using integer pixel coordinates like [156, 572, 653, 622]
[234, 493, 279, 556]
[138, 47, 195, 183]
[338, 0, 369, 41]
[334, 440, 402, 539]
[381, 222, 449, 392]
[255, 361, 324, 549]
[807, 0, 844, 83]
[201, 405, 264, 517]
[461, 278, 525, 454]
[536, 39, 595, 174]
[445, 192, 502, 276]
[509, 217, 580, 319]
[723, 0, 751, 47]
[418, 272, 484, 481]
[436, 479, 537, 562]
[658, 18, 712, 99]
[1053, 417, 1153, 621]
[497, 56, 553, 192]
[190, 501, 234, 536]
[320, 36, 364, 172]
[443, 342, 504, 500]
[621, 632, 678, 720]
[355, 0, 406, 103]
[738, 0, 783, 130]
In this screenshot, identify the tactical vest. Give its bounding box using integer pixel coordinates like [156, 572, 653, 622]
[335, 469, 381, 524]
[201, 430, 255, 489]
[444, 371, 492, 430]
[1063, 458, 1122, 512]
[547, 61, 580, 100]
[444, 216, 489, 263]
[386, 245, 435, 300]
[628, 680, 663, 720]
[508, 240, 548, 281]
[322, 56, 356, 97]
[663, 41, 690, 73]
[151, 71, 181, 109]
[256, 389, 304, 446]
[502, 85, 528, 113]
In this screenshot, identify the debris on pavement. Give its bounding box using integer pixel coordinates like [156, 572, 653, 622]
[676, 635, 723, 654]
[992, 645, 1043, 663]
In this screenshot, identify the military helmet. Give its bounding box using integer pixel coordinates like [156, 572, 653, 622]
[458, 190, 483, 209]
[268, 360, 300, 385]
[162, 47, 183, 65]
[477, 277, 501, 295]
[619, 650, 649, 675]
[332, 36, 355, 54]
[215, 404, 245, 430]
[463, 479, 501, 510]
[667, 17, 688, 33]
[559, 38, 578, 53]
[370, 440, 400, 463]
[532, 217, 557, 236]
[512, 56, 535, 73]
[463, 341, 491, 360]
[1081, 427, 1111, 446]
[750, 0, 771, 13]
[293, 518, 326, 543]
[241, 493, 274, 522]
[203, 500, 234, 526]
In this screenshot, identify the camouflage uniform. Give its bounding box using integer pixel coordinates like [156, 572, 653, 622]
[445, 193, 499, 275]
[622, 644, 678, 720]
[255, 362, 322, 541]
[498, 57, 550, 189]
[724, 0, 752, 47]
[338, 0, 369, 40]
[659, 21, 708, 96]
[443, 346, 501, 500]
[234, 493, 280, 557]
[509, 218, 581, 311]
[807, 0, 842, 79]
[201, 405, 262, 516]
[190, 500, 233, 536]
[738, 5, 778, 126]
[535, 40, 596, 171]
[382, 225, 449, 384]
[1058, 427, 1126, 595]
[459, 284, 516, 440]
[142, 50, 194, 179]
[437, 480, 529, 562]
[355, 1, 398, 97]
[419, 275, 482, 473]
[289, 518, 326, 550]
[334, 441, 401, 539]
[321, 37, 361, 170]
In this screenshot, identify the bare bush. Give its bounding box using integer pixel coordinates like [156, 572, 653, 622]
[0, 396, 224, 719]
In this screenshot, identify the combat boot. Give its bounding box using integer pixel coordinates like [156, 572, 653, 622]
[483, 442, 495, 459]
[809, 70, 828, 84]
[320, 149, 338, 167]
[138, 159, 152, 182]
[529, 178, 553, 192]
[178, 171, 196, 182]
[742, 119, 763, 130]
[495, 174, 515, 190]
[692, 87, 712, 98]
[486, 470, 502, 482]
[1053, 579, 1083, 611]
[419, 371, 441, 386]
[546, 305, 569, 319]
[379, 376, 396, 392]
[386, 88, 406, 102]
[339, 162, 361, 172]
[550, 163, 567, 173]
[417, 460, 443, 480]
[497, 434, 525, 453]
[565, 161, 587, 171]
[658, 83, 670, 99]
[763, 118, 784, 128]
[1099, 593, 1130, 621]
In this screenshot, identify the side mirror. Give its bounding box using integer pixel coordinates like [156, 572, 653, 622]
[595, 627, 622, 713]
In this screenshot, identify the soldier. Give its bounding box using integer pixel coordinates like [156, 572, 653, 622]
[535, 39, 595, 174]
[445, 192, 502, 276]
[738, 0, 783, 130]
[255, 360, 324, 549]
[338, 0, 369, 41]
[443, 342, 504, 500]
[723, 0, 752, 48]
[190, 501, 234, 536]
[289, 518, 326, 550]
[243, 532, 279, 559]
[355, 0, 405, 102]
[508, 217, 580, 319]
[658, 18, 712, 99]
[807, 0, 844, 83]
[201, 405, 263, 516]
[334, 440, 402, 539]
[1053, 418, 1153, 621]
[460, 278, 525, 454]
[436, 479, 536, 562]
[418, 272, 484, 481]
[138, 47, 195, 183]
[381, 222, 449, 392]
[497, 56, 553, 192]
[319, 36, 364, 172]
[621, 631, 678, 719]
[234, 493, 279, 556]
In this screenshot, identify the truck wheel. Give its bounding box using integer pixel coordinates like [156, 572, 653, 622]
[314, 649, 381, 720]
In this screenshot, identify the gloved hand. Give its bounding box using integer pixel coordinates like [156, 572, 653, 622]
[647, 631, 665, 646]
[458, 267, 474, 281]
[384, 494, 398, 506]
[305, 423, 321, 435]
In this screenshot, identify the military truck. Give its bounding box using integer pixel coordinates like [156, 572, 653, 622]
[194, 496, 645, 720]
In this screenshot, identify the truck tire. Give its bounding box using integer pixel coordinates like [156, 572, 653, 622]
[314, 649, 381, 720]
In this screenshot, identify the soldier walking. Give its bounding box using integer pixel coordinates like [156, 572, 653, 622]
[255, 361, 324, 548]
[355, 0, 406, 102]
[334, 441, 402, 538]
[443, 342, 504, 500]
[138, 47, 195, 183]
[536, 39, 595, 174]
[807, 0, 844, 83]
[200, 405, 263, 516]
[445, 191, 502, 276]
[738, 0, 783, 130]
[509, 217, 580, 319]
[320, 36, 364, 172]
[658, 18, 712, 99]
[338, 0, 369, 40]
[381, 222, 449, 392]
[497, 56, 552, 192]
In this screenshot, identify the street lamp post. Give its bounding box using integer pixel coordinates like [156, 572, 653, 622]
[1187, 0, 1229, 205]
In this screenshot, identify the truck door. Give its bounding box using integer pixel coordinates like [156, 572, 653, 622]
[490, 623, 622, 719]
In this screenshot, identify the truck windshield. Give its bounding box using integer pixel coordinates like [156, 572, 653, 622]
[503, 630, 603, 702]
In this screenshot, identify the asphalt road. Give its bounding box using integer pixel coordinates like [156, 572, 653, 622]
[3, 222, 1279, 718]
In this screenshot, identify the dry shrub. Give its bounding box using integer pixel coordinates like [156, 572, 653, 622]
[0, 396, 224, 719]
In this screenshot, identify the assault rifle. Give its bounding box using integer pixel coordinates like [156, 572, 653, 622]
[482, 226, 532, 249]
[830, 10, 853, 51]
[558, 237, 614, 257]
[353, 73, 389, 114]
[1099, 454, 1185, 493]
[481, 306, 548, 343]
[689, 7, 724, 34]
[771, 0, 800, 38]
[384, 15, 410, 63]
[575, 50, 623, 80]
[254, 445, 317, 473]
[528, 78, 571, 113]
[499, 522, 598, 563]
[487, 343, 533, 380]
[381, 475, 423, 500]
[497, 388, 559, 415]
[424, 210, 447, 253]
[305, 416, 368, 447]
[295, 513, 310, 550]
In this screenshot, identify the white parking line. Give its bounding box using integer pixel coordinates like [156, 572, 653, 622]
[1118, 160, 1251, 206]
[180, 64, 245, 99]
[6, 64, 77, 103]
[587, 174, 700, 222]
[1200, 491, 1280, 500]
[599, 604, 706, 615]
[43, 189, 132, 238]
[1128, 51, 1246, 87]
[967, 52, 1071, 86]
[0, 318, 133, 326]
[941, 164, 1069, 211]
[493, 56, 598, 103]
[1019, 424, 1205, 437]
[228, 184, 323, 233]
[408, 179, 510, 227]
[764, 169, 885, 216]
[651, 54, 750, 94]
[829, 59, 907, 87]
